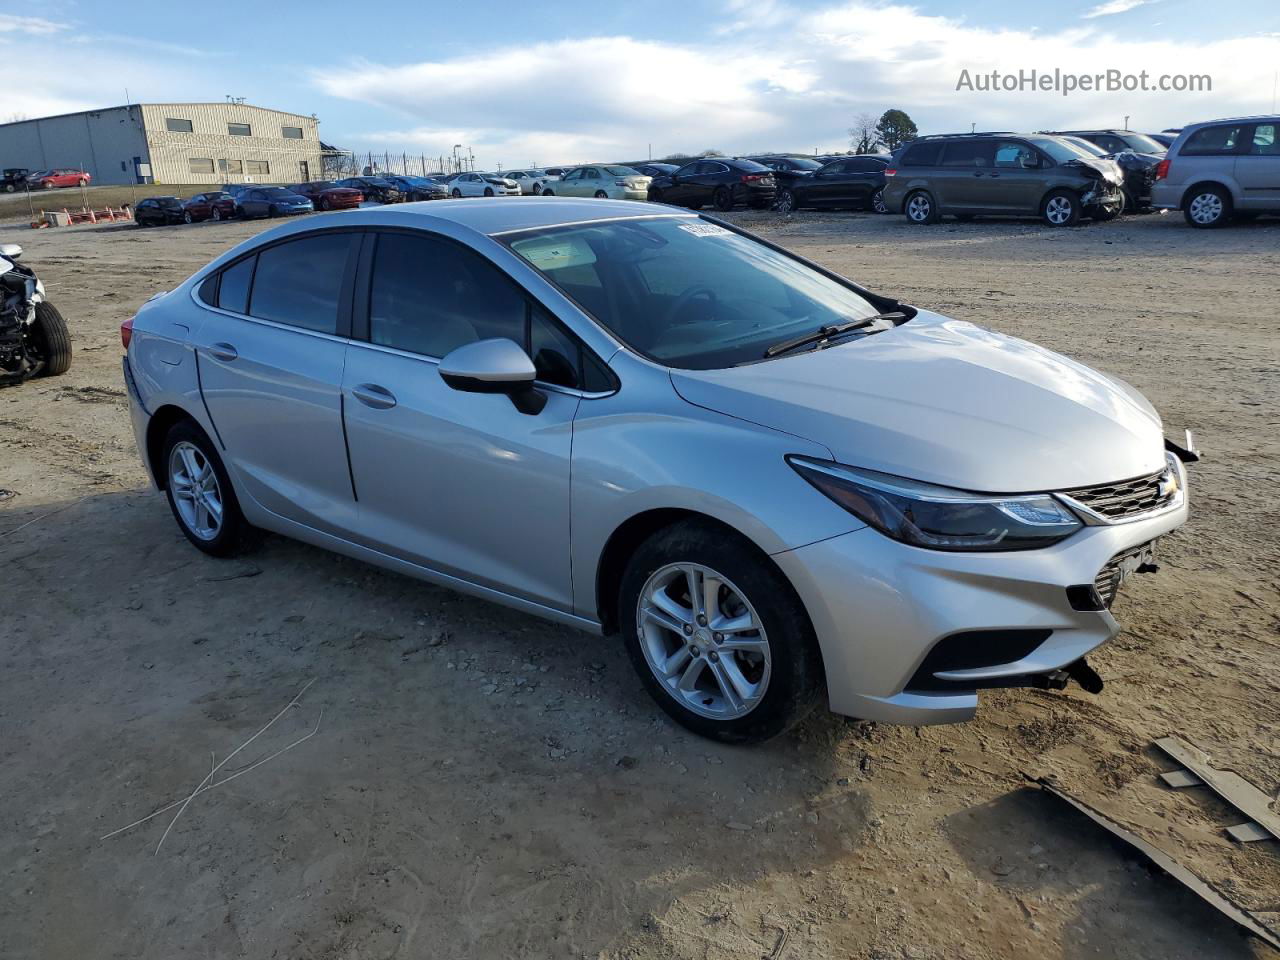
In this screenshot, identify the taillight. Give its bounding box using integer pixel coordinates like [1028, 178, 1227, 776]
[884, 167, 897, 177]
[120, 317, 134, 350]
[1154, 158, 1170, 181]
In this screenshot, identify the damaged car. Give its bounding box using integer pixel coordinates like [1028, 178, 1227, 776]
[1, 243, 71, 386]
[883, 133, 1124, 225]
[1044, 130, 1166, 211]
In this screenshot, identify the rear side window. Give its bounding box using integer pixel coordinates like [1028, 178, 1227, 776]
[216, 256, 255, 314]
[1180, 124, 1246, 156]
[899, 142, 942, 166]
[249, 233, 354, 334]
[941, 141, 996, 167]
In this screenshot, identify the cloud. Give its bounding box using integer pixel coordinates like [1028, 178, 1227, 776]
[317, 5, 1279, 165]
[1081, 0, 1156, 19]
[0, 14, 66, 36]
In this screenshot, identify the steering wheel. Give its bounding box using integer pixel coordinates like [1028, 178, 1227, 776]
[664, 285, 718, 327]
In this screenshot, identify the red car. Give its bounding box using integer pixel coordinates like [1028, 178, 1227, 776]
[288, 181, 363, 211]
[181, 191, 238, 223]
[28, 168, 90, 189]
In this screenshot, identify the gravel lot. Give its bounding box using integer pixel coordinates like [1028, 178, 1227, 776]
[1, 207, 1277, 960]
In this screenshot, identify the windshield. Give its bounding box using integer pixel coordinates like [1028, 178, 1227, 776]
[1061, 137, 1106, 157]
[261, 187, 296, 198]
[1120, 132, 1166, 153]
[504, 216, 882, 370]
[1027, 137, 1092, 164]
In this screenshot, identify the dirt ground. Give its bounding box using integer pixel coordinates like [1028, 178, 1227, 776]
[1, 207, 1277, 960]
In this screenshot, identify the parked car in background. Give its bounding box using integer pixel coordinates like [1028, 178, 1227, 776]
[1043, 129, 1164, 211]
[1148, 133, 1177, 148]
[747, 155, 823, 178]
[335, 176, 403, 204]
[632, 162, 679, 179]
[884, 133, 1123, 226]
[27, 169, 90, 189]
[544, 165, 650, 200]
[647, 158, 776, 211]
[1052, 136, 1154, 211]
[235, 186, 314, 219]
[450, 172, 521, 197]
[289, 181, 365, 210]
[774, 156, 890, 214]
[181, 192, 238, 223]
[1152, 116, 1280, 227]
[2, 168, 31, 192]
[379, 175, 449, 201]
[135, 196, 188, 227]
[501, 169, 558, 195]
[122, 198, 1192, 742]
[542, 167, 568, 177]
[1048, 130, 1166, 157]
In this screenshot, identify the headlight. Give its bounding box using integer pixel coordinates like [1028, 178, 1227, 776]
[34, 278, 45, 297]
[788, 456, 1082, 552]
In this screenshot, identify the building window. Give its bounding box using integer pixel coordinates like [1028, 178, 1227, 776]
[189, 158, 215, 174]
[218, 159, 243, 176]
[166, 117, 194, 133]
[228, 122, 252, 137]
[245, 160, 270, 175]
[282, 126, 304, 140]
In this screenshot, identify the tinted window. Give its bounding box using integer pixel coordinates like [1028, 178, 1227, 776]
[228, 122, 252, 136]
[165, 118, 193, 133]
[530, 306, 580, 388]
[845, 158, 883, 172]
[1181, 124, 1246, 156]
[941, 141, 996, 167]
[217, 256, 255, 314]
[282, 126, 304, 139]
[249, 233, 353, 334]
[198, 273, 219, 306]
[369, 233, 525, 357]
[899, 142, 942, 166]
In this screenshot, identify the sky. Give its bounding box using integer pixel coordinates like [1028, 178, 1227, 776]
[1, 0, 1277, 168]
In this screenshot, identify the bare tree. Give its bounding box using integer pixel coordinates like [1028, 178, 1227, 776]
[849, 113, 880, 154]
[697, 148, 726, 157]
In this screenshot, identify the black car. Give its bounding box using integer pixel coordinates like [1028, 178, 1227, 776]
[647, 158, 776, 211]
[134, 196, 187, 226]
[2, 168, 31, 193]
[336, 176, 403, 204]
[381, 175, 450, 201]
[235, 186, 314, 219]
[774, 156, 890, 214]
[1042, 129, 1166, 210]
[633, 162, 679, 179]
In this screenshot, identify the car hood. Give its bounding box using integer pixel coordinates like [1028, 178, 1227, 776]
[1062, 156, 1124, 185]
[668, 311, 1165, 492]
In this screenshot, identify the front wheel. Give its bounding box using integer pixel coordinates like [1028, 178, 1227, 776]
[1184, 186, 1230, 228]
[211, 207, 222, 222]
[713, 187, 734, 212]
[531, 183, 541, 195]
[451, 188, 462, 198]
[1041, 190, 1080, 227]
[775, 188, 796, 214]
[540, 188, 554, 197]
[484, 187, 494, 197]
[4, 183, 15, 192]
[594, 190, 608, 199]
[183, 211, 194, 224]
[162, 420, 248, 557]
[620, 521, 823, 743]
[31, 301, 72, 377]
[871, 188, 888, 214]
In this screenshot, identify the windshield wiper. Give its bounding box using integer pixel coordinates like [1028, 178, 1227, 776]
[763, 312, 905, 358]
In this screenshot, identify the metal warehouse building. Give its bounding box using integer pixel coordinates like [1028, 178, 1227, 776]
[0, 102, 324, 187]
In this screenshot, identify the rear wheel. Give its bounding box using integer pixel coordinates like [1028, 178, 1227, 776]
[182, 211, 194, 224]
[1184, 185, 1230, 228]
[1041, 190, 1080, 227]
[211, 207, 222, 222]
[541, 188, 555, 197]
[905, 190, 939, 224]
[162, 420, 248, 557]
[451, 188, 462, 198]
[30, 301, 72, 377]
[713, 187, 734, 212]
[484, 187, 494, 197]
[775, 189, 796, 213]
[532, 183, 542, 195]
[620, 521, 823, 743]
[318, 196, 329, 211]
[594, 190, 608, 199]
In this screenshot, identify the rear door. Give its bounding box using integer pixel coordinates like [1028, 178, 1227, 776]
[193, 230, 361, 536]
[936, 140, 998, 212]
[340, 229, 582, 610]
[1234, 122, 1280, 211]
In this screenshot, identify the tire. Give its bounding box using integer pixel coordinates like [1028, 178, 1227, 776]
[648, 188, 663, 203]
[318, 197, 329, 211]
[775, 189, 796, 214]
[4, 183, 15, 192]
[211, 207, 222, 222]
[451, 188, 462, 198]
[1041, 190, 1080, 227]
[267, 205, 279, 218]
[532, 184, 541, 195]
[161, 420, 248, 557]
[1092, 202, 1121, 222]
[1184, 185, 1230, 228]
[31, 301, 72, 377]
[183, 211, 194, 224]
[713, 187, 734, 212]
[43, 181, 54, 189]
[541, 188, 554, 197]
[871, 188, 888, 215]
[619, 520, 823, 743]
[594, 190, 608, 199]
[484, 187, 494, 197]
[904, 190, 939, 224]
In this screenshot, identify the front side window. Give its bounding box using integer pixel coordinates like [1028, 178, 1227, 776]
[1249, 124, 1278, 155]
[282, 126, 304, 139]
[249, 233, 354, 334]
[228, 122, 252, 137]
[1181, 124, 1245, 156]
[994, 142, 1037, 168]
[166, 118, 193, 133]
[506, 217, 881, 370]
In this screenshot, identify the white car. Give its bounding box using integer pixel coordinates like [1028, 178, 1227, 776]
[449, 173, 520, 198]
[543, 165, 651, 200]
[502, 169, 559, 195]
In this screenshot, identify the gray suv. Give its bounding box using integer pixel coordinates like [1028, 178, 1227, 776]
[883, 134, 1124, 226]
[1150, 116, 1280, 227]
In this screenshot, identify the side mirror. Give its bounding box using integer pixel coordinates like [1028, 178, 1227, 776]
[439, 338, 546, 415]
[0, 243, 23, 260]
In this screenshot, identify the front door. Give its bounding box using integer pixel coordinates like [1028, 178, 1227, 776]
[1235, 122, 1280, 211]
[989, 140, 1049, 214]
[340, 230, 578, 611]
[559, 168, 588, 196]
[193, 231, 361, 536]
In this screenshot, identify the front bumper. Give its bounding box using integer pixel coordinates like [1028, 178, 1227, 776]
[771, 491, 1188, 724]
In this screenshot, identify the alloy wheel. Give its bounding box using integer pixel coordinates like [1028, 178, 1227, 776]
[1045, 196, 1074, 224]
[1189, 192, 1223, 225]
[168, 441, 223, 541]
[907, 194, 931, 221]
[776, 190, 795, 214]
[872, 189, 888, 214]
[636, 562, 772, 720]
[212, 208, 222, 221]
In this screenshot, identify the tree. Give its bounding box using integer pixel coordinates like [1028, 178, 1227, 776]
[697, 148, 725, 157]
[849, 113, 880, 154]
[875, 109, 919, 152]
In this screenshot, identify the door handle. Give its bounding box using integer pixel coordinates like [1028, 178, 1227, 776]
[988, 173, 1001, 178]
[973, 172, 985, 177]
[352, 383, 397, 410]
[208, 342, 238, 362]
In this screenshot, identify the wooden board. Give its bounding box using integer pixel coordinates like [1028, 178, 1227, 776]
[1155, 736, 1280, 842]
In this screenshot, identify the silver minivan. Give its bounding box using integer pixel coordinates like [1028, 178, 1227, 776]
[1151, 116, 1280, 226]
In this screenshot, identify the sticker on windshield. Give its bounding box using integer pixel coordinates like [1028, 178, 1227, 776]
[678, 223, 733, 237]
[510, 236, 597, 270]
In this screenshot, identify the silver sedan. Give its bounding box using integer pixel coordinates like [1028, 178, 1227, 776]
[122, 199, 1191, 742]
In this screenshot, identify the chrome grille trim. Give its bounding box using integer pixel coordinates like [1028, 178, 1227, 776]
[1057, 455, 1184, 525]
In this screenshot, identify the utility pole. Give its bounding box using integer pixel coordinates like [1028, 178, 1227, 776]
[971, 122, 976, 133]
[1124, 115, 1130, 131]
